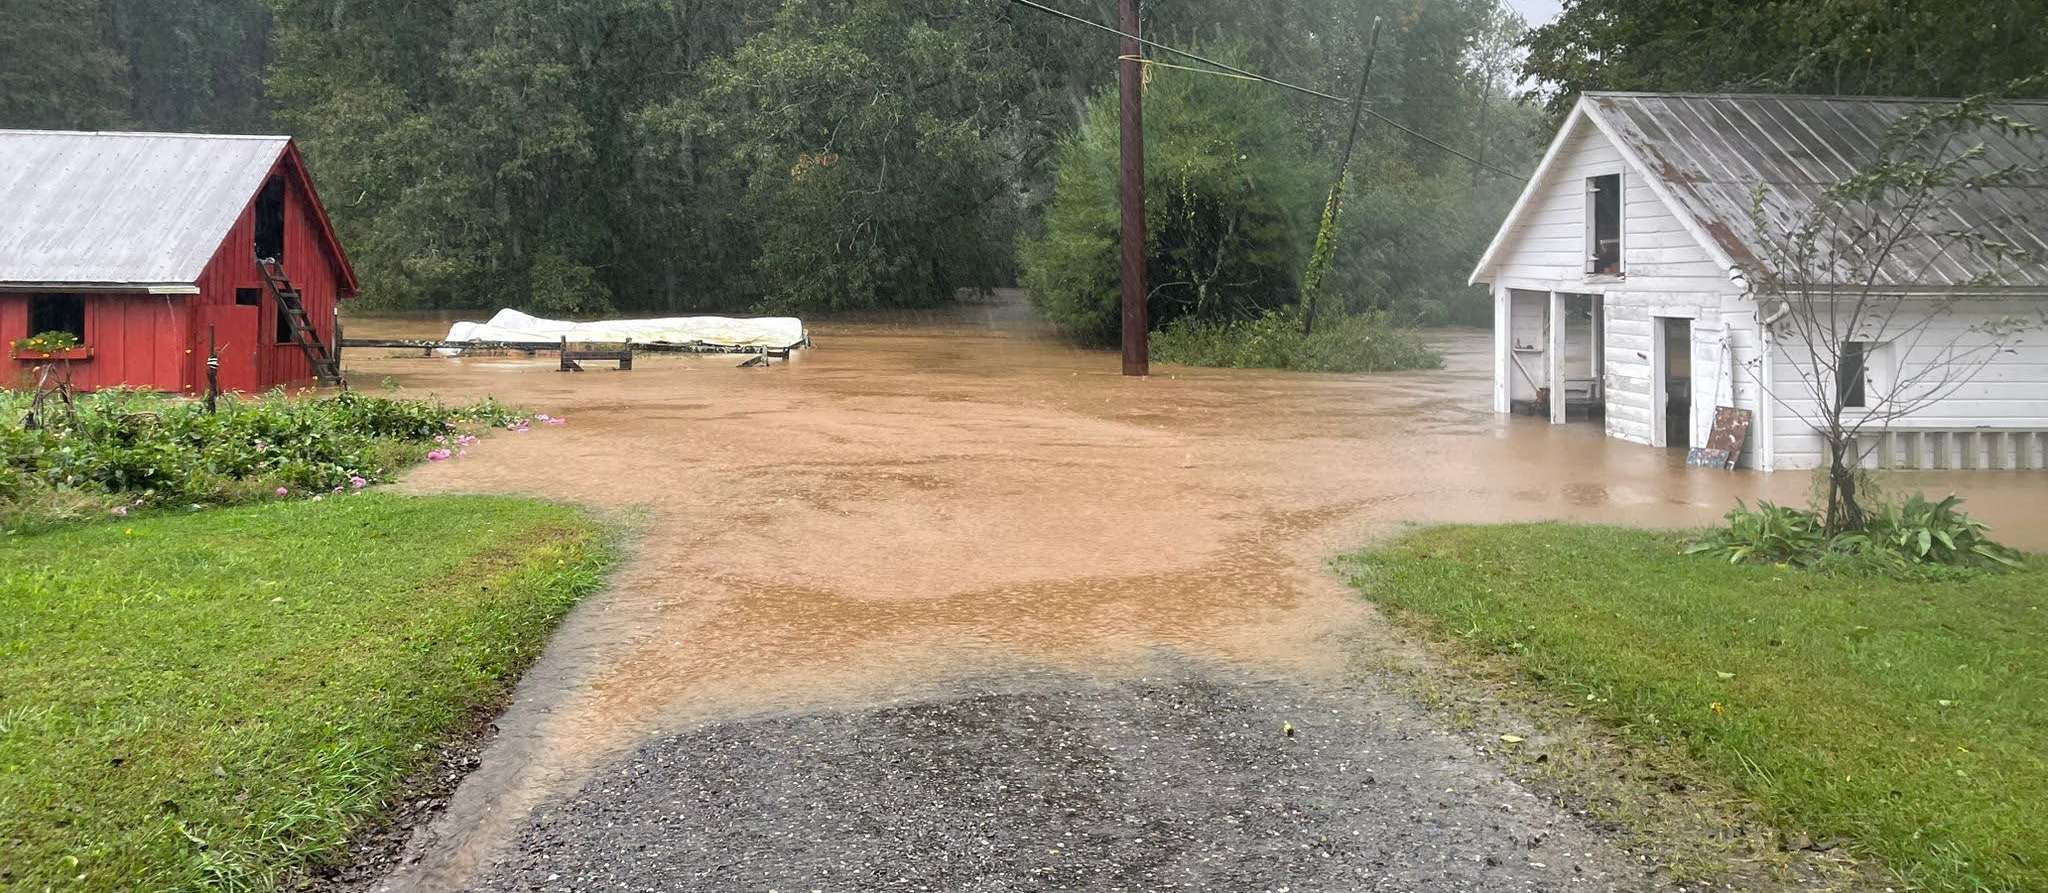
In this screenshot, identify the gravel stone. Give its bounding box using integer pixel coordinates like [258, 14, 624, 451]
[470, 663, 1658, 892]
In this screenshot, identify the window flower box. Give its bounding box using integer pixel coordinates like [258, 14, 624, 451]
[10, 346, 92, 361]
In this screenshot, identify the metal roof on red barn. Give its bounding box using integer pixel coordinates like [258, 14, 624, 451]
[0, 129, 358, 295]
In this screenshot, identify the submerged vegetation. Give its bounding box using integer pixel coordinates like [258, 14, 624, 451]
[0, 494, 610, 892]
[1348, 524, 2048, 893]
[0, 389, 537, 532]
[1150, 310, 1443, 373]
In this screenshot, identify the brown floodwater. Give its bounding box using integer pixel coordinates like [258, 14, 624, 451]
[356, 298, 2048, 891]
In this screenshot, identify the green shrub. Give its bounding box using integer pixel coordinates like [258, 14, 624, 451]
[0, 389, 531, 532]
[1688, 494, 2022, 576]
[1848, 492, 2024, 570]
[1686, 499, 1827, 565]
[1023, 53, 1319, 343]
[1150, 309, 1443, 373]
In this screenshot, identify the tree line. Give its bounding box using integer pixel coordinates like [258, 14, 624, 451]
[2, 0, 2041, 326]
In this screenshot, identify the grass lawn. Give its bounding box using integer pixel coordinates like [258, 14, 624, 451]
[0, 494, 610, 893]
[1344, 524, 2048, 893]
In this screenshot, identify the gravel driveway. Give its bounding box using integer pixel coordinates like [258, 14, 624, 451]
[471, 661, 1652, 892]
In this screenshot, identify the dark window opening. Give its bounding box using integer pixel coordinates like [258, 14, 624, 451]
[1588, 173, 1622, 275]
[1839, 340, 1868, 409]
[28, 293, 87, 343]
[235, 287, 262, 307]
[276, 300, 295, 344]
[254, 176, 286, 263]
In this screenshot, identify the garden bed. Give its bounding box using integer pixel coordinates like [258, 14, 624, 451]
[1343, 524, 2047, 893]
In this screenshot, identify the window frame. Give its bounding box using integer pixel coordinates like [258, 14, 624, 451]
[27, 293, 88, 344]
[1838, 339, 1890, 410]
[1585, 172, 1624, 277]
[275, 298, 295, 344]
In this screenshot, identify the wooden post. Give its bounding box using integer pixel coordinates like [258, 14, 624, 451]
[333, 307, 346, 391]
[1303, 17, 1382, 336]
[1548, 290, 1567, 424]
[206, 325, 220, 413]
[1589, 296, 1604, 404]
[1492, 285, 1510, 413]
[1117, 0, 1148, 376]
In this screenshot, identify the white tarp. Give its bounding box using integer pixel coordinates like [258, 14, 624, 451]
[440, 309, 806, 355]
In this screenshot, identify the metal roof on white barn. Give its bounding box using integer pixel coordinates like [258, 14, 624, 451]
[0, 129, 290, 290]
[1474, 93, 2048, 290]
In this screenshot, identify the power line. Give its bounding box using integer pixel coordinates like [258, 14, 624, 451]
[1006, 0, 1349, 102]
[1002, 0, 1526, 180]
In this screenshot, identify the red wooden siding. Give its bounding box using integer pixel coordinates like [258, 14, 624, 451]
[5, 141, 354, 394]
[3, 293, 190, 391]
[184, 148, 350, 394]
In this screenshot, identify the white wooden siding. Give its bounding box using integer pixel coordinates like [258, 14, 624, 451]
[1766, 300, 2048, 470]
[1483, 119, 1733, 295]
[1482, 111, 1758, 464]
[1479, 101, 2048, 472]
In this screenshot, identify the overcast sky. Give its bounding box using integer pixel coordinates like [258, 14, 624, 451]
[1501, 0, 1563, 27]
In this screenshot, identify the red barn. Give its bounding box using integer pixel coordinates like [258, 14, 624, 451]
[0, 130, 357, 393]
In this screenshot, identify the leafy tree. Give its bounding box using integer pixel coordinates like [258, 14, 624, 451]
[684, 1, 1033, 311]
[0, 0, 129, 129]
[1025, 62, 1320, 343]
[107, 0, 274, 132]
[1526, 0, 2048, 120]
[1, 0, 1528, 321]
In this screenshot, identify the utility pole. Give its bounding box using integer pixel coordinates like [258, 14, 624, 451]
[1300, 17, 1381, 336]
[1334, 18, 1383, 181]
[1117, 0, 1147, 376]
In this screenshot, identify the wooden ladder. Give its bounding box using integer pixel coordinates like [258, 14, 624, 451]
[258, 257, 345, 387]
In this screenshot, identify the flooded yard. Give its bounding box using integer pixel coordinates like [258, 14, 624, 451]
[345, 301, 2048, 891]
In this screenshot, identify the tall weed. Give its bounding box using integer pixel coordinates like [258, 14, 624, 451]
[1150, 310, 1443, 373]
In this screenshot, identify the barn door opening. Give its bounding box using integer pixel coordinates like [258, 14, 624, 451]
[254, 176, 286, 263]
[1655, 317, 1692, 450]
[197, 301, 263, 394]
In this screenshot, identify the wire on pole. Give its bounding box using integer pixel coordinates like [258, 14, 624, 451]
[1003, 0, 1526, 180]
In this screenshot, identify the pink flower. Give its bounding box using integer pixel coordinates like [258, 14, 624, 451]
[350, 476, 369, 490]
[544, 417, 565, 426]
[427, 449, 451, 461]
[276, 487, 289, 497]
[536, 413, 552, 422]
[434, 434, 448, 444]
[332, 486, 344, 493]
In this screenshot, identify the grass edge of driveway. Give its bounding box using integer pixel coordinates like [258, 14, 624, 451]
[1340, 522, 2047, 893]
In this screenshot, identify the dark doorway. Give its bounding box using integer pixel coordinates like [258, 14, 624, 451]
[254, 176, 286, 263]
[1659, 317, 1692, 450]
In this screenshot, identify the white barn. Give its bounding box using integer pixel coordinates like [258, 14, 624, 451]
[1470, 92, 2048, 471]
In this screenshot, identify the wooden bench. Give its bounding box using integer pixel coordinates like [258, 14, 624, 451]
[559, 337, 633, 372]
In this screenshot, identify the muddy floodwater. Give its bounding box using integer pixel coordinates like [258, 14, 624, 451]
[348, 298, 2048, 891]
